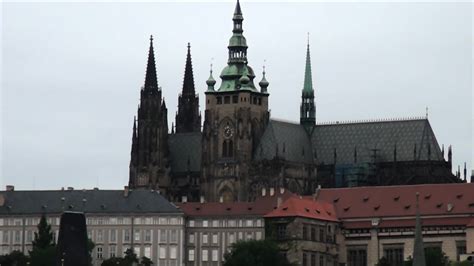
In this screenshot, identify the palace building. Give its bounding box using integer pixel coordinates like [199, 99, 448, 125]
[128, 0, 461, 202]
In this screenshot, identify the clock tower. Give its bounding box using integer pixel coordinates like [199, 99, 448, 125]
[201, 0, 270, 202]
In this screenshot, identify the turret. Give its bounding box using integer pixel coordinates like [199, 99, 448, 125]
[258, 65, 269, 93]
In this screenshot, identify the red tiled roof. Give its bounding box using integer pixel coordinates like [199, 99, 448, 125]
[264, 196, 339, 222]
[176, 189, 295, 217]
[313, 183, 474, 220]
[343, 216, 472, 229]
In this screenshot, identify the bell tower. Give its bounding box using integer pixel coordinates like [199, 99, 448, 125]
[201, 0, 270, 202]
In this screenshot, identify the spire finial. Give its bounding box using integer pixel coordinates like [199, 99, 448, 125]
[144, 35, 158, 91]
[307, 32, 310, 47]
[303, 37, 313, 93]
[425, 106, 429, 118]
[182, 42, 195, 95]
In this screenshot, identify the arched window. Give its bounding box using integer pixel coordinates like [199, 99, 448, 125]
[222, 140, 234, 158]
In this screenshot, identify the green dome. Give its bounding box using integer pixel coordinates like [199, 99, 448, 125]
[220, 64, 255, 78]
[239, 74, 250, 84]
[228, 35, 247, 47]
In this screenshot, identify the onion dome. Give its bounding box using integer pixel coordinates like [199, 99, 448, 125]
[206, 69, 216, 91]
[259, 66, 269, 92]
[239, 74, 250, 85]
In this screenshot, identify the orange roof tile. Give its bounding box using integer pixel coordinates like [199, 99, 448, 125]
[313, 183, 474, 220]
[264, 196, 339, 222]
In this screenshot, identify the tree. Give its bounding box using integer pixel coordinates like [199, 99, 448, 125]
[29, 213, 56, 266]
[87, 238, 96, 266]
[223, 240, 294, 266]
[0, 250, 29, 266]
[141, 256, 153, 266]
[101, 257, 123, 266]
[122, 248, 139, 265]
[32, 214, 54, 249]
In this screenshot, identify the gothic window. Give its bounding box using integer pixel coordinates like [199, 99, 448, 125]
[232, 96, 238, 103]
[222, 140, 234, 158]
[217, 97, 222, 104]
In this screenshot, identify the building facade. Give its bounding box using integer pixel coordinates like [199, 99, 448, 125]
[315, 183, 474, 266]
[0, 187, 185, 266]
[127, 0, 461, 203]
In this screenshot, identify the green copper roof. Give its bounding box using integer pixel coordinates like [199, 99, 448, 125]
[303, 42, 314, 93]
[214, 0, 261, 93]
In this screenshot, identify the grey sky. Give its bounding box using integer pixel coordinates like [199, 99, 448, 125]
[2, 1, 472, 189]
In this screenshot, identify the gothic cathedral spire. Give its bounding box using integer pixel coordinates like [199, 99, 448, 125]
[175, 43, 201, 133]
[129, 36, 169, 193]
[144, 35, 159, 92]
[300, 36, 316, 133]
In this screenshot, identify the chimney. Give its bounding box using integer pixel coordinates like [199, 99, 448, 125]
[313, 185, 321, 201]
[261, 188, 266, 197]
[67, 187, 74, 191]
[270, 187, 275, 196]
[181, 196, 188, 203]
[219, 196, 224, 203]
[279, 187, 285, 194]
[6, 185, 14, 192]
[277, 197, 282, 208]
[123, 186, 129, 197]
[200, 196, 205, 203]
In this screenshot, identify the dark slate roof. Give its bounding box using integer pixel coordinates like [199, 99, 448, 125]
[311, 118, 443, 165]
[254, 119, 313, 164]
[168, 132, 202, 173]
[0, 189, 182, 215]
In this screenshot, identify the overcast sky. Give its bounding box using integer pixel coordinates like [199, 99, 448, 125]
[1, 1, 472, 190]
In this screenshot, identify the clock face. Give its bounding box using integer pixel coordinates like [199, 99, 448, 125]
[224, 125, 234, 139]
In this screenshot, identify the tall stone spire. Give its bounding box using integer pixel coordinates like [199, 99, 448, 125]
[300, 35, 316, 133]
[175, 43, 201, 133]
[144, 35, 158, 92]
[303, 36, 313, 93]
[182, 42, 195, 95]
[412, 192, 426, 266]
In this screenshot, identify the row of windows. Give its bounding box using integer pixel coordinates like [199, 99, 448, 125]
[302, 224, 336, 243]
[0, 230, 58, 245]
[215, 95, 262, 106]
[88, 229, 180, 244]
[93, 245, 174, 261]
[87, 216, 182, 226]
[0, 218, 60, 227]
[302, 252, 332, 266]
[0, 216, 183, 227]
[188, 231, 262, 245]
[188, 249, 220, 262]
[188, 219, 263, 228]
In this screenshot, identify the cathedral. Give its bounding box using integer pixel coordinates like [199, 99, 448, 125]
[128, 0, 461, 202]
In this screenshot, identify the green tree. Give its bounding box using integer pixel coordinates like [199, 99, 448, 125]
[101, 257, 123, 266]
[223, 240, 294, 266]
[32, 214, 54, 249]
[141, 256, 153, 266]
[0, 250, 29, 266]
[122, 248, 139, 265]
[29, 213, 56, 266]
[87, 238, 96, 266]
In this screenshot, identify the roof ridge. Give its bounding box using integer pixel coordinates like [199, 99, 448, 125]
[316, 116, 427, 126]
[270, 118, 301, 125]
[318, 182, 472, 191]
